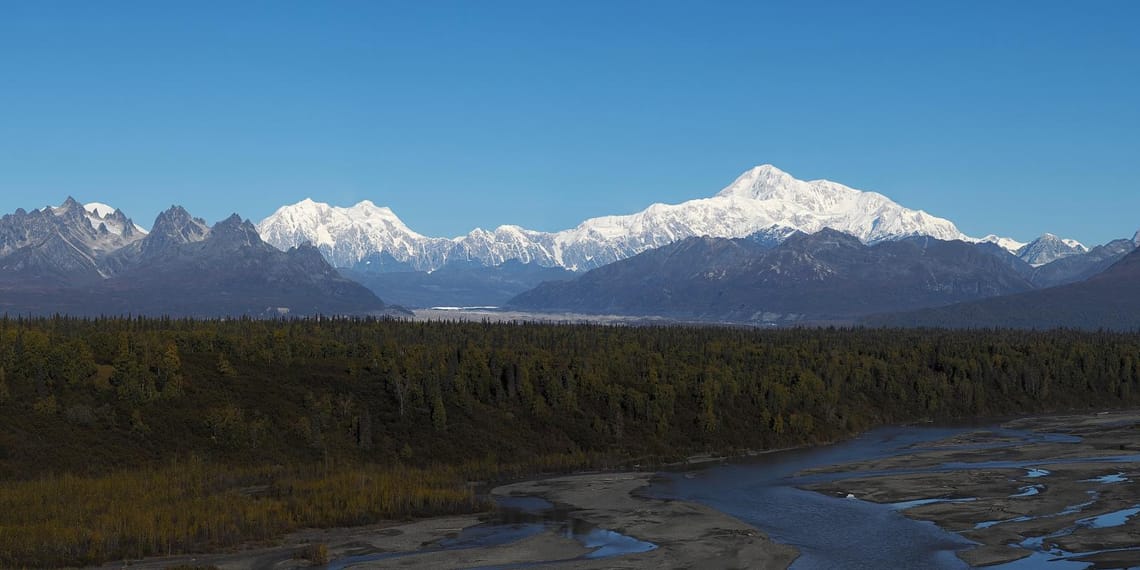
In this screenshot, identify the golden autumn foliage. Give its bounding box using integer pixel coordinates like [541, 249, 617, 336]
[0, 458, 488, 568]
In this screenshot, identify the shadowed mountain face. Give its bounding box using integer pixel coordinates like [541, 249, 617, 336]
[864, 248, 1140, 330]
[0, 204, 393, 318]
[508, 229, 1035, 324]
[0, 198, 144, 286]
[1028, 238, 1136, 288]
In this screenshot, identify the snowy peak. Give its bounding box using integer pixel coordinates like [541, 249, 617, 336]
[82, 202, 148, 238]
[701, 165, 968, 244]
[84, 202, 117, 217]
[715, 164, 802, 200]
[0, 197, 148, 282]
[980, 234, 1028, 254]
[45, 197, 144, 251]
[1017, 233, 1088, 267]
[262, 198, 423, 242]
[258, 165, 975, 271]
[256, 198, 439, 270]
[256, 164, 1085, 273]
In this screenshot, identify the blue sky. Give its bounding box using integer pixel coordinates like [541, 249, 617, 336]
[1, 1, 1138, 245]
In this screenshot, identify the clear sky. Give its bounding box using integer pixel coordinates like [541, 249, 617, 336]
[1, 1, 1138, 245]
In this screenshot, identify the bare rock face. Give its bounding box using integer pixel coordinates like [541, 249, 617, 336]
[0, 201, 394, 317]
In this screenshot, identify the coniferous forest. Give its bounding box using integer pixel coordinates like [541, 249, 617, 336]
[2, 317, 1140, 566]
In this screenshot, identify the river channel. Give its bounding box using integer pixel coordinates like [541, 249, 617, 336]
[649, 423, 1137, 569]
[323, 417, 1139, 569]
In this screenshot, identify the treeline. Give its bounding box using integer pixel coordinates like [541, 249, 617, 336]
[1, 317, 1139, 565]
[2, 317, 1140, 474]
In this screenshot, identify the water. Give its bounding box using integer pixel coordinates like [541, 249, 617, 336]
[1081, 472, 1129, 484]
[647, 424, 1139, 570]
[325, 494, 655, 569]
[1010, 484, 1044, 498]
[892, 497, 977, 511]
[1077, 506, 1140, 529]
[326, 422, 1135, 569]
[649, 426, 981, 570]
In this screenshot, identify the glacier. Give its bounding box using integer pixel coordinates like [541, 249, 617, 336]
[256, 164, 1055, 272]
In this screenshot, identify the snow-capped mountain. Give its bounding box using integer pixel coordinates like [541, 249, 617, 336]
[1015, 233, 1088, 267]
[0, 199, 391, 316]
[0, 197, 147, 283]
[256, 199, 445, 270]
[259, 164, 1021, 272]
[83, 202, 149, 238]
[980, 234, 1028, 254]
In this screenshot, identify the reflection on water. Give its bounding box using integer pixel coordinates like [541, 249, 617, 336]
[892, 497, 977, 511]
[1010, 484, 1043, 498]
[581, 529, 657, 559]
[1081, 472, 1129, 484]
[1078, 506, 1140, 529]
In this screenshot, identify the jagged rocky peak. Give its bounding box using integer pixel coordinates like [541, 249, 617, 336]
[52, 197, 83, 213]
[83, 202, 146, 238]
[213, 212, 252, 230]
[1133, 228, 1140, 246]
[43, 197, 143, 249]
[150, 206, 210, 242]
[208, 213, 263, 248]
[45, 196, 88, 224]
[1017, 233, 1088, 267]
[136, 206, 211, 258]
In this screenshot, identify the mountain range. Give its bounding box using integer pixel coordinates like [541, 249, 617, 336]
[257, 165, 1087, 273]
[866, 244, 1140, 330]
[0, 164, 1134, 326]
[0, 199, 392, 317]
[507, 229, 1042, 323]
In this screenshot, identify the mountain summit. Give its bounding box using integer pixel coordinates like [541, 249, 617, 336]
[0, 201, 392, 317]
[258, 164, 1010, 272]
[1015, 233, 1088, 267]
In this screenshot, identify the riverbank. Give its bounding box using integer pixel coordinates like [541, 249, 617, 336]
[95, 471, 797, 569]
[800, 411, 1140, 567]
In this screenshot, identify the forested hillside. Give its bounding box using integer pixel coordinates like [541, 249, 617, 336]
[4, 318, 1140, 474]
[2, 317, 1140, 566]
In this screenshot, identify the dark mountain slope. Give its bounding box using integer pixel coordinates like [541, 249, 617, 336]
[865, 248, 1140, 330]
[0, 207, 395, 317]
[1029, 238, 1136, 288]
[508, 229, 1034, 323]
[0, 198, 143, 286]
